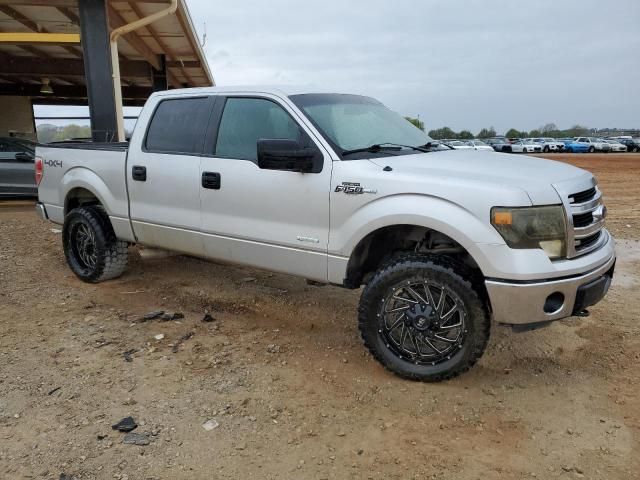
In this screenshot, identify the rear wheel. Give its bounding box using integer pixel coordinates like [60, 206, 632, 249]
[358, 254, 490, 382]
[63, 205, 129, 283]
[588, 146, 595, 153]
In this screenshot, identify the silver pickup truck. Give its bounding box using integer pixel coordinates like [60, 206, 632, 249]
[35, 86, 615, 381]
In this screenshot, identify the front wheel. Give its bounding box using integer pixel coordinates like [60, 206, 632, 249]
[589, 146, 595, 153]
[63, 205, 129, 283]
[543, 146, 550, 153]
[358, 254, 490, 382]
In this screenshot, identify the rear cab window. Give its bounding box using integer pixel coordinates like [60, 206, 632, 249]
[145, 97, 212, 155]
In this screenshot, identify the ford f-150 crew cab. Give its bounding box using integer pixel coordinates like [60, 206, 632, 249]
[35, 86, 616, 381]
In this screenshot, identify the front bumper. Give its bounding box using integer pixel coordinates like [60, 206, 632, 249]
[485, 248, 615, 326]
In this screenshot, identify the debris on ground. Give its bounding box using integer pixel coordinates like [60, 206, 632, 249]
[111, 416, 137, 432]
[266, 344, 281, 353]
[154, 334, 165, 341]
[241, 277, 256, 282]
[122, 432, 150, 446]
[141, 310, 164, 321]
[202, 419, 219, 431]
[202, 313, 215, 322]
[161, 312, 184, 321]
[172, 331, 195, 353]
[47, 386, 61, 396]
[123, 348, 137, 362]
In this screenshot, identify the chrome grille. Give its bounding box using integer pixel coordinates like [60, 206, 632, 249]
[554, 178, 607, 258]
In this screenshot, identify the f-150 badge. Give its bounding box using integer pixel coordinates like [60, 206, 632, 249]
[335, 182, 377, 195]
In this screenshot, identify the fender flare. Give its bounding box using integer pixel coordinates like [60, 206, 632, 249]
[329, 194, 505, 282]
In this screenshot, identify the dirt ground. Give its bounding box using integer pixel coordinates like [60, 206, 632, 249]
[1, 153, 638, 480]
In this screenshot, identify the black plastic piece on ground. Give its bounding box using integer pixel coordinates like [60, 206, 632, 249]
[143, 310, 164, 321]
[202, 313, 215, 322]
[111, 416, 137, 432]
[510, 320, 555, 333]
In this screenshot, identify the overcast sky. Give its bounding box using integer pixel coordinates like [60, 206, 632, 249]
[36, 0, 640, 134]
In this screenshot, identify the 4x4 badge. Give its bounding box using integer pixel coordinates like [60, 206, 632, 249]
[335, 182, 377, 195]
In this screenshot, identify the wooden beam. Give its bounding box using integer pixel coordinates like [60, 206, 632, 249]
[56, 6, 80, 25]
[2, 55, 151, 77]
[0, 82, 152, 99]
[0, 32, 81, 45]
[17, 45, 47, 57]
[0, 5, 81, 56]
[0, 0, 174, 5]
[0, 0, 77, 5]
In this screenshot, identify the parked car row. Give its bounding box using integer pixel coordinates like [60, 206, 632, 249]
[477, 136, 640, 154]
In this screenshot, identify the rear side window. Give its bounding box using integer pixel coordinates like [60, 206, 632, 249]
[145, 97, 211, 154]
[215, 97, 303, 161]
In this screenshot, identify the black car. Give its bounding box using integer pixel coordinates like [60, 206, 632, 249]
[0, 137, 38, 197]
[618, 138, 640, 153]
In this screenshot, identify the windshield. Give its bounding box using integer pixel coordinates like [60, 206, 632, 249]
[289, 94, 433, 158]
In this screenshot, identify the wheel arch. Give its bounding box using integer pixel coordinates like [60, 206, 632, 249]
[61, 168, 135, 241]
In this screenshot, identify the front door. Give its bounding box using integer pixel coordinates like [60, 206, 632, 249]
[199, 95, 332, 281]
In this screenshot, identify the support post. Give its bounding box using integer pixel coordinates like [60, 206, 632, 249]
[78, 0, 117, 142]
[152, 54, 168, 92]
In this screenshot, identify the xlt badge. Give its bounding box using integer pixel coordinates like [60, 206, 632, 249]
[335, 182, 377, 195]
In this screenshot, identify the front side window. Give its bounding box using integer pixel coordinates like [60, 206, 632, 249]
[0, 139, 31, 161]
[145, 97, 211, 154]
[290, 94, 433, 159]
[215, 97, 304, 161]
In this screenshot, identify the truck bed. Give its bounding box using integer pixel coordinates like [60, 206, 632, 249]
[36, 143, 131, 236]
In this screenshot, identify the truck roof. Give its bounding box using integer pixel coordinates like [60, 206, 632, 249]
[150, 85, 364, 99]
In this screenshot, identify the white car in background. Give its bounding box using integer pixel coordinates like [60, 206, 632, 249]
[447, 140, 474, 150]
[575, 137, 611, 153]
[604, 139, 627, 152]
[465, 139, 494, 151]
[530, 137, 565, 153]
[511, 140, 542, 153]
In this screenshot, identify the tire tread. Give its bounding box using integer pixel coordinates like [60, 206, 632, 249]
[358, 253, 490, 382]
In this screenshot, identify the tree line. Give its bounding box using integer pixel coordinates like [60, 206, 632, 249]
[425, 123, 593, 140]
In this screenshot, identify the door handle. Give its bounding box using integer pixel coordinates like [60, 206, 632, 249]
[132, 165, 147, 181]
[202, 171, 221, 190]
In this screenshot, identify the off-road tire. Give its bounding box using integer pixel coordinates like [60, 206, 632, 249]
[63, 205, 128, 283]
[358, 254, 490, 382]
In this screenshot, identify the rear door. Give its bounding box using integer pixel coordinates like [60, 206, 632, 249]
[0, 139, 36, 197]
[127, 95, 214, 255]
[198, 95, 332, 281]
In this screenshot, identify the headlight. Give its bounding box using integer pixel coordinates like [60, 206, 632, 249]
[491, 206, 567, 259]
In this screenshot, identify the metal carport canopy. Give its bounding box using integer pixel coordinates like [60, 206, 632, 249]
[0, 0, 215, 106]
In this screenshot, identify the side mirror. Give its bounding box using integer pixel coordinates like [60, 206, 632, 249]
[257, 139, 315, 173]
[15, 151, 33, 162]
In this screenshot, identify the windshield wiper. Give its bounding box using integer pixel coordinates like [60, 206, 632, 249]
[420, 142, 455, 151]
[341, 142, 429, 157]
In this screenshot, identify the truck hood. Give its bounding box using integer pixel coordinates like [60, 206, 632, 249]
[368, 150, 593, 205]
